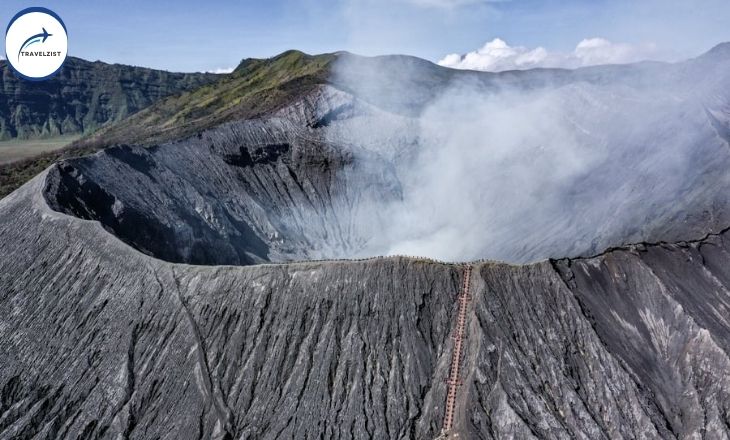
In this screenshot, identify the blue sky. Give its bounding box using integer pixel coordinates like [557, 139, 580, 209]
[1, 0, 729, 72]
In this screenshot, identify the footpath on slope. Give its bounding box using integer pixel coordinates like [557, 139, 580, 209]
[438, 265, 473, 438]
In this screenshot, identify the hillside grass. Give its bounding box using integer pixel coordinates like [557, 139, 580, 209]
[0, 50, 335, 199]
[75, 50, 335, 148]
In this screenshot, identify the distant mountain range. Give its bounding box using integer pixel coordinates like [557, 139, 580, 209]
[0, 57, 217, 141]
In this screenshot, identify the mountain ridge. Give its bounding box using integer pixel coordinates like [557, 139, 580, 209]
[2, 42, 730, 200]
[0, 56, 219, 140]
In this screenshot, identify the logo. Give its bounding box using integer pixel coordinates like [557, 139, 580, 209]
[5, 7, 68, 80]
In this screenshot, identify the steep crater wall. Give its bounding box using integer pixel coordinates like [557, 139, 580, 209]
[44, 115, 401, 266]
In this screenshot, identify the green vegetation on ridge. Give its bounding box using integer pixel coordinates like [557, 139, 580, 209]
[0, 57, 216, 141]
[75, 50, 336, 148]
[0, 50, 335, 199]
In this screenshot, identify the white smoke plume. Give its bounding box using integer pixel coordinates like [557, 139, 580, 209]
[327, 47, 730, 263]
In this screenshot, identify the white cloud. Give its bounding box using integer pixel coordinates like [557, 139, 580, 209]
[206, 67, 235, 74]
[438, 38, 659, 71]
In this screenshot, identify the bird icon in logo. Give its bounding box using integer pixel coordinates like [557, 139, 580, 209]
[18, 27, 52, 58]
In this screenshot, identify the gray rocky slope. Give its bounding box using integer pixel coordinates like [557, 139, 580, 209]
[2, 169, 730, 439]
[1, 46, 730, 439]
